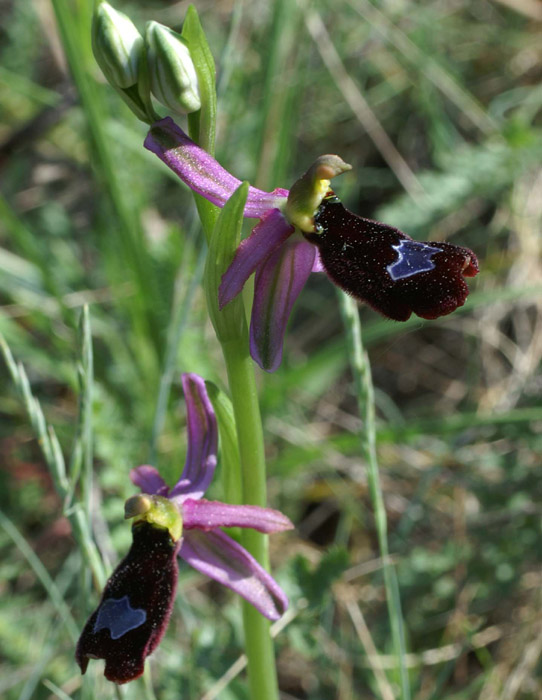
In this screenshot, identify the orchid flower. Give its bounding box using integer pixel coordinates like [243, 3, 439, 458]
[145, 117, 479, 372]
[76, 373, 292, 684]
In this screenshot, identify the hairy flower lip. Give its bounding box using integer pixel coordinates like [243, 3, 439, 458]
[76, 520, 180, 684]
[309, 192, 479, 324]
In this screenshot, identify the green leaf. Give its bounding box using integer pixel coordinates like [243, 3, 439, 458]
[204, 182, 249, 344]
[205, 380, 242, 509]
[182, 4, 216, 154]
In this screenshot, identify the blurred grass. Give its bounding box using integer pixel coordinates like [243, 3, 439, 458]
[0, 0, 541, 699]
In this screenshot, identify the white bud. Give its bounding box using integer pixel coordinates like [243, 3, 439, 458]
[146, 21, 201, 115]
[92, 1, 144, 89]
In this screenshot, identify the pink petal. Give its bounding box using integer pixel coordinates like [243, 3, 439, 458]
[144, 118, 288, 218]
[218, 208, 294, 308]
[169, 374, 218, 499]
[130, 465, 169, 496]
[179, 530, 289, 621]
[182, 498, 294, 533]
[250, 239, 316, 372]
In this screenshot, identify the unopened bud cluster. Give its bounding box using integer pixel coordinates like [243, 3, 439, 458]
[92, 0, 200, 123]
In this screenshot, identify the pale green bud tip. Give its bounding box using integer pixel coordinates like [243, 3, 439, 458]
[125, 494, 183, 542]
[92, 1, 143, 89]
[285, 155, 352, 232]
[146, 21, 201, 115]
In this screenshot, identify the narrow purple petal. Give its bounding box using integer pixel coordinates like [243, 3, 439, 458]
[250, 239, 316, 372]
[169, 374, 218, 500]
[219, 209, 294, 308]
[180, 530, 289, 621]
[182, 498, 294, 533]
[144, 118, 289, 218]
[130, 465, 169, 496]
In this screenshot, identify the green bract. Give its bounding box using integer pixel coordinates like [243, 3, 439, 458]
[146, 21, 201, 115]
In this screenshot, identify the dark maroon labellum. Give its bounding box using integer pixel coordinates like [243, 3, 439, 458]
[307, 193, 479, 321]
[76, 521, 180, 684]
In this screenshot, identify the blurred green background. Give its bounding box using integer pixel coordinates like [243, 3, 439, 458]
[1, 0, 541, 698]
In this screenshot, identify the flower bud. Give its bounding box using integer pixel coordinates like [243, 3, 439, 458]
[92, 1, 143, 89]
[146, 21, 201, 115]
[92, 1, 158, 123]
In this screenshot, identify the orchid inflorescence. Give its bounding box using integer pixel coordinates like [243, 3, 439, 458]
[78, 0, 480, 687]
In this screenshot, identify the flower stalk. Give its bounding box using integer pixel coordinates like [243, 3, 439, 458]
[223, 339, 281, 700]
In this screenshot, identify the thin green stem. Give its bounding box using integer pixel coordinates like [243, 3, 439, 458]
[338, 291, 410, 700]
[79, 306, 94, 523]
[0, 508, 79, 643]
[222, 339, 279, 700]
[0, 334, 106, 588]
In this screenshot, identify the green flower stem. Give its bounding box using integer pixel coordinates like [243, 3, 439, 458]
[222, 339, 279, 700]
[338, 291, 410, 700]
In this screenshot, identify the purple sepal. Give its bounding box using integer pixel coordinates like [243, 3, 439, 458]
[309, 193, 479, 321]
[130, 465, 169, 496]
[182, 498, 294, 533]
[219, 208, 294, 308]
[169, 373, 218, 500]
[75, 522, 180, 684]
[250, 239, 316, 372]
[144, 118, 288, 219]
[180, 529, 289, 621]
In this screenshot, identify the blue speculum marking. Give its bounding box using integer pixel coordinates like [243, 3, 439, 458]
[386, 241, 442, 281]
[93, 596, 147, 640]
